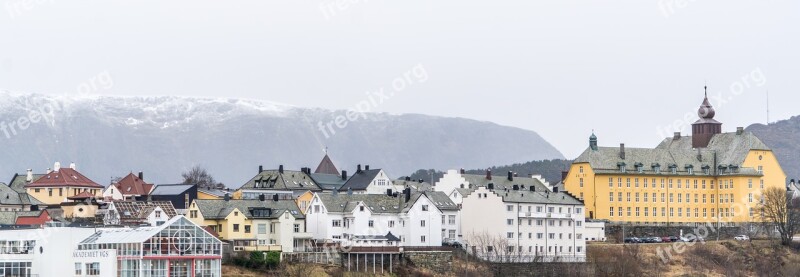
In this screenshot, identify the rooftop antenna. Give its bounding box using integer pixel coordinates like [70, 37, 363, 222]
[766, 89, 770, 124]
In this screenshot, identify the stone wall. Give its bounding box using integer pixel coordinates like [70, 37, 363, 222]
[404, 251, 453, 274]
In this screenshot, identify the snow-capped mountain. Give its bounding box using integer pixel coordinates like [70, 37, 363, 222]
[0, 92, 564, 187]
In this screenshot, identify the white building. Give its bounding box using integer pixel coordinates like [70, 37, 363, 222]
[338, 165, 402, 195]
[103, 201, 177, 226]
[448, 170, 587, 262]
[0, 215, 222, 277]
[584, 220, 607, 242]
[305, 189, 449, 247]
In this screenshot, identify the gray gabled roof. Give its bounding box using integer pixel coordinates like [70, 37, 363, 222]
[421, 191, 459, 211]
[5, 174, 44, 206]
[575, 131, 769, 177]
[0, 182, 23, 205]
[395, 179, 432, 193]
[459, 173, 582, 205]
[318, 193, 406, 214]
[338, 169, 382, 191]
[309, 173, 348, 191]
[194, 199, 304, 220]
[239, 169, 322, 191]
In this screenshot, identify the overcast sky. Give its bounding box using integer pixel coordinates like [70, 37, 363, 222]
[1, 0, 797, 159]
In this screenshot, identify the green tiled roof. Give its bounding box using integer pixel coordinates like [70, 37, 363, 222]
[575, 132, 769, 177]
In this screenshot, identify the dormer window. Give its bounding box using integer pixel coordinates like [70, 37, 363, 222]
[668, 164, 677, 174]
[652, 163, 661, 174]
[718, 165, 728, 175]
[685, 165, 694, 175]
[634, 163, 644, 173]
[617, 162, 626, 173]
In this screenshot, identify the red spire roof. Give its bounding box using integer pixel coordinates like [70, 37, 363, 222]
[24, 168, 103, 188]
[113, 173, 154, 196]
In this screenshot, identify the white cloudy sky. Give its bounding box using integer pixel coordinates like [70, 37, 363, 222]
[1, 0, 797, 159]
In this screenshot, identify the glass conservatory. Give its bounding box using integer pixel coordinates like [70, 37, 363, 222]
[77, 216, 222, 277]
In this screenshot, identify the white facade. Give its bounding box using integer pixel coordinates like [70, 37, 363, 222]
[306, 193, 443, 247]
[584, 221, 607, 242]
[102, 186, 123, 201]
[0, 227, 110, 277]
[252, 211, 311, 252]
[360, 170, 403, 195]
[461, 186, 587, 262]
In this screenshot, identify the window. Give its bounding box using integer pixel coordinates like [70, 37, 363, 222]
[233, 224, 240, 232]
[536, 220, 543, 226]
[748, 193, 753, 203]
[576, 221, 583, 227]
[635, 193, 639, 202]
[422, 205, 429, 211]
[537, 233, 544, 239]
[579, 166, 584, 173]
[234, 211, 238, 216]
[758, 166, 763, 174]
[644, 207, 649, 216]
[610, 192, 613, 202]
[190, 210, 198, 218]
[86, 262, 100, 276]
[507, 232, 514, 238]
[760, 179, 764, 189]
[421, 220, 426, 227]
[618, 192, 622, 202]
[635, 207, 640, 217]
[507, 219, 514, 225]
[421, 236, 426, 243]
[626, 178, 630, 188]
[635, 178, 639, 187]
[609, 178, 613, 187]
[610, 207, 614, 217]
[369, 220, 374, 227]
[576, 208, 582, 214]
[580, 178, 583, 187]
[643, 193, 648, 202]
[360, 206, 365, 211]
[748, 179, 753, 189]
[75, 263, 82, 275]
[48, 189, 52, 197]
[244, 225, 251, 233]
[155, 211, 162, 218]
[448, 215, 456, 225]
[442, 215, 446, 224]
[618, 178, 622, 188]
[507, 205, 514, 212]
[294, 224, 300, 232]
[449, 230, 456, 239]
[332, 220, 341, 227]
[389, 220, 395, 228]
[258, 224, 267, 234]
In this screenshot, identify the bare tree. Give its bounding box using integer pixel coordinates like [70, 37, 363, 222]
[181, 166, 225, 189]
[757, 187, 800, 245]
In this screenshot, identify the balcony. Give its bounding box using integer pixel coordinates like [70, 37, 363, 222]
[519, 212, 575, 219]
[293, 232, 314, 239]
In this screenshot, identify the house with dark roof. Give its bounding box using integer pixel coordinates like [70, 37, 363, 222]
[187, 198, 310, 252]
[0, 210, 51, 226]
[103, 172, 154, 201]
[6, 170, 45, 211]
[306, 188, 446, 247]
[235, 165, 322, 201]
[148, 183, 197, 210]
[337, 164, 402, 195]
[23, 162, 103, 206]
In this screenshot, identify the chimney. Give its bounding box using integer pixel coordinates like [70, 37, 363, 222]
[26, 169, 32, 182]
[259, 165, 263, 173]
[697, 148, 703, 162]
[737, 127, 744, 135]
[278, 165, 284, 173]
[404, 188, 411, 203]
[46, 168, 52, 174]
[54, 162, 61, 172]
[357, 164, 362, 173]
[486, 169, 492, 180]
[365, 165, 370, 171]
[272, 194, 279, 201]
[259, 194, 266, 201]
[488, 183, 494, 190]
[405, 176, 411, 181]
[138, 171, 144, 180]
[69, 162, 76, 170]
[224, 194, 230, 201]
[619, 143, 626, 159]
[418, 179, 423, 183]
[507, 171, 513, 181]
[341, 170, 348, 180]
[460, 168, 465, 174]
[673, 132, 681, 140]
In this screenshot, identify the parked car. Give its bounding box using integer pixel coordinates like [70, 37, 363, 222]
[650, 237, 663, 243]
[661, 236, 672, 243]
[680, 236, 705, 242]
[734, 235, 750, 241]
[669, 236, 680, 242]
[442, 238, 462, 248]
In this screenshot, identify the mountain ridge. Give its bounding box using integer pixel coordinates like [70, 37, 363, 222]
[0, 92, 564, 187]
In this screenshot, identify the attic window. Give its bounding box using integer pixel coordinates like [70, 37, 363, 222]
[359, 206, 364, 211]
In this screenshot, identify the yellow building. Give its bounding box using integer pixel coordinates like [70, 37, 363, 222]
[24, 162, 104, 206]
[564, 92, 786, 226]
[187, 199, 312, 252]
